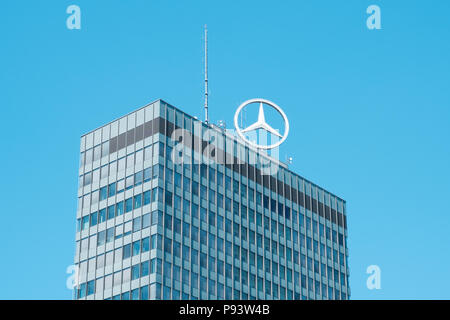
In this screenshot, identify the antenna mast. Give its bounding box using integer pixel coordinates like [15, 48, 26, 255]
[204, 24, 209, 124]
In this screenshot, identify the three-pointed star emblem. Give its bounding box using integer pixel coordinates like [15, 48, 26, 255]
[234, 98, 289, 150]
[241, 102, 282, 138]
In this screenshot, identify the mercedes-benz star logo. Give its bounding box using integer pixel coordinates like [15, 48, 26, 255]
[234, 98, 289, 150]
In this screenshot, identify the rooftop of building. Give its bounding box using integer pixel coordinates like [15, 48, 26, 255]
[81, 98, 346, 205]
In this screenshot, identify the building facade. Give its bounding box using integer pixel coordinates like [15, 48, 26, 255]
[74, 99, 350, 300]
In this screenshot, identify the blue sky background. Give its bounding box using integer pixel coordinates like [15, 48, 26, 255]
[0, 0, 449, 299]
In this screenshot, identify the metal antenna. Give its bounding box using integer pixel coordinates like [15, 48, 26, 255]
[204, 24, 209, 124]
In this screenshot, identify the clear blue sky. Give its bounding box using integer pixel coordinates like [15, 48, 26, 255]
[0, 0, 449, 299]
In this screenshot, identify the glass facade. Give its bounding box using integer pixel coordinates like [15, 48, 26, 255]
[74, 99, 350, 300]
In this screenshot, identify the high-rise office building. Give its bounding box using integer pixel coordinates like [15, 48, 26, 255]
[74, 99, 350, 300]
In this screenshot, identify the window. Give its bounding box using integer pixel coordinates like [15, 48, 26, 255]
[200, 230, 207, 246]
[123, 244, 131, 259]
[225, 176, 231, 190]
[225, 241, 232, 257]
[87, 280, 95, 296]
[96, 254, 105, 269]
[164, 214, 172, 230]
[141, 261, 149, 277]
[200, 185, 207, 199]
[159, 142, 165, 157]
[233, 180, 239, 194]
[93, 145, 101, 162]
[144, 145, 152, 161]
[143, 167, 152, 182]
[114, 247, 122, 263]
[174, 241, 181, 258]
[81, 216, 89, 230]
[126, 175, 134, 190]
[151, 187, 158, 203]
[152, 210, 162, 226]
[149, 235, 157, 250]
[192, 204, 199, 218]
[134, 194, 142, 209]
[90, 190, 99, 204]
[100, 186, 107, 201]
[175, 173, 181, 186]
[192, 226, 198, 242]
[114, 273, 124, 291]
[209, 190, 215, 204]
[174, 218, 181, 234]
[191, 272, 198, 289]
[200, 253, 207, 268]
[85, 149, 93, 164]
[98, 209, 106, 223]
[192, 181, 199, 196]
[200, 164, 207, 177]
[165, 191, 173, 206]
[183, 177, 190, 192]
[191, 249, 198, 265]
[133, 217, 141, 232]
[83, 172, 92, 187]
[101, 141, 109, 158]
[233, 222, 240, 237]
[118, 157, 125, 171]
[107, 205, 115, 220]
[225, 219, 231, 234]
[135, 171, 143, 186]
[217, 237, 224, 253]
[142, 237, 149, 252]
[116, 201, 124, 216]
[217, 172, 223, 187]
[78, 283, 86, 298]
[132, 264, 140, 280]
[165, 168, 173, 184]
[90, 212, 98, 227]
[150, 258, 157, 274]
[131, 288, 139, 300]
[182, 245, 190, 261]
[183, 199, 190, 215]
[143, 190, 151, 205]
[106, 228, 114, 243]
[133, 240, 140, 256]
[97, 231, 105, 246]
[142, 213, 150, 229]
[127, 154, 135, 168]
[125, 198, 133, 212]
[164, 238, 172, 254]
[117, 179, 125, 193]
[152, 165, 160, 180]
[200, 207, 207, 222]
[174, 195, 181, 211]
[109, 161, 117, 176]
[208, 211, 216, 227]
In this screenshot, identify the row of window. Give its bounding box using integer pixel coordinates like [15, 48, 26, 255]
[78, 198, 346, 271]
[80, 142, 163, 186]
[77, 188, 162, 232]
[77, 266, 347, 300]
[79, 150, 346, 246]
[77, 280, 149, 300]
[80, 137, 346, 219]
[82, 155, 343, 221]
[78, 225, 346, 291]
[79, 209, 346, 270]
[79, 186, 345, 250]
